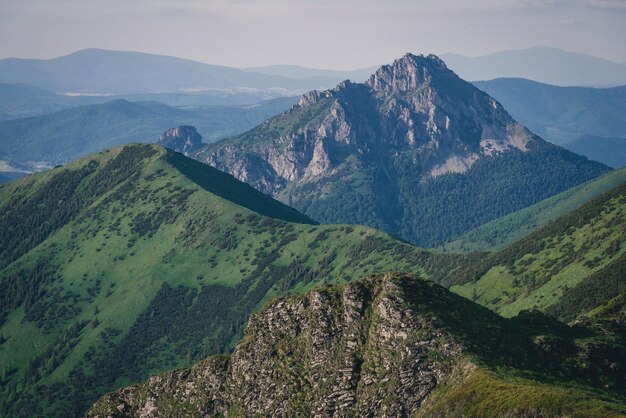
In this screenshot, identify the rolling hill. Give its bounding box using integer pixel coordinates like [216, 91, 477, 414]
[89, 274, 626, 417]
[442, 46, 626, 87]
[445, 179, 626, 323]
[442, 167, 626, 252]
[0, 97, 295, 173]
[196, 53, 609, 246]
[0, 144, 456, 417]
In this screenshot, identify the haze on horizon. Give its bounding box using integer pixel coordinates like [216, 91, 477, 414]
[1, 0, 625, 69]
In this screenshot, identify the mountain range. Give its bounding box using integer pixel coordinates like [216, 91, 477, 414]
[2, 50, 626, 417]
[0, 82, 295, 120]
[0, 97, 295, 174]
[475, 78, 626, 168]
[0, 49, 337, 95]
[442, 46, 626, 87]
[1, 143, 624, 417]
[2, 46, 625, 101]
[196, 53, 609, 246]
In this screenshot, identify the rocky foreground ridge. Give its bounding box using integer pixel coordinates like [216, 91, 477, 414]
[88, 273, 626, 417]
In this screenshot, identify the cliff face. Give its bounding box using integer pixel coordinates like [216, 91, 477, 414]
[87, 273, 626, 417]
[88, 274, 466, 417]
[195, 54, 608, 246]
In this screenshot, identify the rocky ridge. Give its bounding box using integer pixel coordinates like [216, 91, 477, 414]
[89, 274, 462, 417]
[87, 273, 626, 417]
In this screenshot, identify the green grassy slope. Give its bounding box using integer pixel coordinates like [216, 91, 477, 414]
[445, 180, 626, 322]
[0, 144, 456, 417]
[441, 167, 626, 253]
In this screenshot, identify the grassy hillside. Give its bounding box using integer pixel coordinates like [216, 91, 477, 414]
[442, 167, 626, 252]
[0, 144, 457, 417]
[445, 179, 626, 322]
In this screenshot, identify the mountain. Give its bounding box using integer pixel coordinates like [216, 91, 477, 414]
[441, 46, 626, 87]
[242, 64, 377, 82]
[565, 136, 626, 169]
[474, 78, 626, 167]
[196, 53, 610, 246]
[446, 179, 626, 323]
[473, 78, 626, 145]
[442, 167, 626, 252]
[88, 273, 626, 417]
[0, 144, 458, 417]
[0, 49, 338, 95]
[0, 97, 294, 173]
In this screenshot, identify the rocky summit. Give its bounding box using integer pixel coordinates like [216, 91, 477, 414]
[88, 273, 626, 418]
[88, 274, 462, 417]
[157, 125, 203, 156]
[195, 53, 608, 246]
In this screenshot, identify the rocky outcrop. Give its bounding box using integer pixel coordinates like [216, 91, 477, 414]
[87, 274, 465, 417]
[157, 126, 203, 156]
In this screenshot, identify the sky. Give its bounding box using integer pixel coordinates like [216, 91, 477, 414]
[1, 0, 625, 69]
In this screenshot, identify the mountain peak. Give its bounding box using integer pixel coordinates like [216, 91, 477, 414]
[198, 55, 608, 246]
[366, 53, 452, 93]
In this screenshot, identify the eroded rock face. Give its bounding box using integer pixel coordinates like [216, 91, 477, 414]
[87, 274, 464, 417]
[157, 126, 203, 156]
[198, 54, 533, 187]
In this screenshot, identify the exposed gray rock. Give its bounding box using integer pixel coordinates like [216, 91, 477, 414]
[157, 126, 203, 156]
[87, 274, 464, 417]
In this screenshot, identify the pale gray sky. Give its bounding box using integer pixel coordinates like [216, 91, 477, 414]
[1, 0, 625, 68]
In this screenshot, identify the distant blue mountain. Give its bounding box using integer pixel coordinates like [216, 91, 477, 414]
[0, 97, 295, 171]
[0, 49, 337, 95]
[476, 77, 626, 167]
[442, 46, 626, 87]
